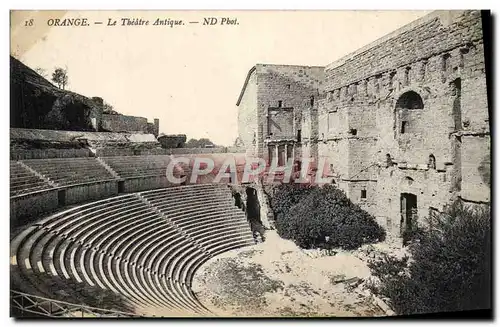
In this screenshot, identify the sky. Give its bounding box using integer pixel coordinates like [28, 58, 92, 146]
[11, 10, 431, 146]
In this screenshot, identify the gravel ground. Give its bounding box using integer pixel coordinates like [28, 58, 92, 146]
[192, 231, 389, 317]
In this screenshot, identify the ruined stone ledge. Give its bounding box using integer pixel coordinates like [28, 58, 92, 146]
[322, 136, 378, 142]
[451, 130, 490, 137]
[264, 138, 297, 144]
[325, 36, 484, 92]
[341, 178, 378, 182]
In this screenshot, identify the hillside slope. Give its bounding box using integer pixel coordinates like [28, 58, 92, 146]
[10, 56, 98, 131]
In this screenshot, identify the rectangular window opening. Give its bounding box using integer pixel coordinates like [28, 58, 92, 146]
[118, 181, 125, 193]
[401, 121, 407, 134]
[58, 189, 66, 207]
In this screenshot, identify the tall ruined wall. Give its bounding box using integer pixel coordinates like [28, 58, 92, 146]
[301, 104, 320, 164]
[317, 97, 349, 182]
[461, 135, 490, 202]
[158, 134, 187, 149]
[237, 68, 259, 156]
[256, 64, 324, 160]
[317, 139, 349, 182]
[375, 166, 454, 235]
[235, 11, 489, 238]
[318, 10, 489, 232]
[101, 113, 149, 133]
[324, 11, 484, 90]
[323, 11, 486, 166]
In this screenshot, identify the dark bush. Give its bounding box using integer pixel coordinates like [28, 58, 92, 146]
[266, 184, 385, 250]
[264, 183, 314, 223]
[368, 201, 491, 315]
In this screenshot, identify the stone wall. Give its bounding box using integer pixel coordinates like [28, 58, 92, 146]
[64, 181, 119, 205]
[316, 10, 489, 232]
[237, 67, 259, 155]
[375, 166, 453, 235]
[10, 148, 90, 160]
[237, 64, 324, 160]
[236, 10, 489, 238]
[11, 128, 158, 144]
[158, 134, 186, 149]
[101, 114, 150, 133]
[317, 139, 349, 182]
[256, 64, 324, 160]
[460, 135, 490, 203]
[95, 147, 246, 157]
[10, 190, 59, 227]
[166, 147, 247, 155]
[122, 176, 170, 193]
[324, 11, 484, 90]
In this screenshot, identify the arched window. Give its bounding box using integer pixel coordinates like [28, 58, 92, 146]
[404, 176, 414, 186]
[428, 154, 436, 170]
[386, 153, 393, 168]
[396, 91, 424, 109]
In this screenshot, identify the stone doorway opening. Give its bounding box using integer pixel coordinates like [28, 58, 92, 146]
[246, 187, 266, 243]
[400, 193, 417, 239]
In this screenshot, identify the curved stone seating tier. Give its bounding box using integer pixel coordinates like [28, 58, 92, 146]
[10, 161, 54, 196]
[102, 155, 174, 179]
[38, 195, 135, 229]
[189, 221, 252, 245]
[177, 213, 247, 235]
[149, 192, 235, 212]
[21, 157, 116, 186]
[140, 185, 238, 218]
[11, 184, 253, 316]
[139, 184, 229, 203]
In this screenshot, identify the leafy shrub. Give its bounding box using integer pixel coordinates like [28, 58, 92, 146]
[401, 220, 424, 246]
[267, 184, 385, 250]
[264, 183, 313, 219]
[368, 201, 491, 315]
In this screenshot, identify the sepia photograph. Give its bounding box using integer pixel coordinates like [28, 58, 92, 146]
[9, 8, 492, 319]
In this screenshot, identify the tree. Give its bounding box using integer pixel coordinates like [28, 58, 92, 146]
[268, 184, 385, 250]
[368, 201, 491, 315]
[185, 138, 216, 148]
[51, 67, 69, 89]
[34, 67, 47, 79]
[233, 136, 244, 147]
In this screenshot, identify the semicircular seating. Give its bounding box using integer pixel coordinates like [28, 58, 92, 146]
[10, 183, 254, 317]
